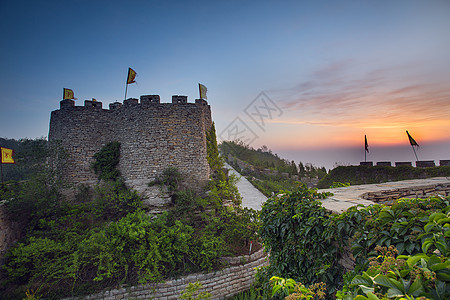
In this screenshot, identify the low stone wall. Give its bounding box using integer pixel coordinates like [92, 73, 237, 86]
[65, 248, 268, 300]
[362, 182, 450, 203]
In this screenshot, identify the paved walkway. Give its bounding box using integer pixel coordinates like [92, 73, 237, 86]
[226, 163, 268, 211]
[319, 177, 450, 213]
[226, 163, 449, 213]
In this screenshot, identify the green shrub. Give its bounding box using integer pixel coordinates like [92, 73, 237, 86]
[329, 182, 350, 188]
[259, 184, 341, 294]
[91, 141, 121, 181]
[149, 166, 183, 194]
[337, 238, 449, 299]
[206, 123, 226, 182]
[257, 183, 449, 299]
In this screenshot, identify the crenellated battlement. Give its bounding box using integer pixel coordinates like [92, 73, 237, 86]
[49, 94, 212, 192]
[59, 94, 209, 111]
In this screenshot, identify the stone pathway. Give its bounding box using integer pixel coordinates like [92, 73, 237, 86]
[227, 162, 449, 214]
[319, 177, 450, 213]
[225, 163, 268, 211]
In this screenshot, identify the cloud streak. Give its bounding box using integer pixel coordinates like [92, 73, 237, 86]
[273, 61, 450, 130]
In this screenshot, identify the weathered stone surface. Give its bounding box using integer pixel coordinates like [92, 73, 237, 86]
[62, 248, 269, 300]
[395, 161, 412, 166]
[440, 160, 450, 166]
[416, 160, 435, 167]
[48, 97, 212, 193]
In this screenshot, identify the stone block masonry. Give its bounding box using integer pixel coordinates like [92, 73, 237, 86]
[63, 248, 268, 300]
[48, 95, 212, 191]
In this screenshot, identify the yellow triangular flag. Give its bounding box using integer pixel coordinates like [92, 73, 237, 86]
[127, 68, 137, 84]
[63, 88, 76, 100]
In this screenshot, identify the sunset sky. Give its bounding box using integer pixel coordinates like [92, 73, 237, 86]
[1, 0, 449, 169]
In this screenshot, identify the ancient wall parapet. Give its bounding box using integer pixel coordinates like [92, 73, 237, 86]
[48, 95, 212, 191]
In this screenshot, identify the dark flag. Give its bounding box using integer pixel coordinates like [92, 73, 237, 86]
[365, 135, 369, 153]
[406, 131, 419, 147]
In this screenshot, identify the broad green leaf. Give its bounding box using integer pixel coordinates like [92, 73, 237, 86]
[407, 253, 429, 268]
[429, 212, 445, 222]
[435, 241, 447, 255]
[374, 274, 399, 290]
[435, 280, 446, 299]
[405, 242, 416, 254]
[436, 271, 450, 282]
[424, 223, 436, 233]
[437, 217, 450, 225]
[359, 285, 375, 295]
[387, 288, 405, 298]
[422, 240, 433, 253]
[400, 269, 411, 278]
[409, 277, 425, 296]
[351, 275, 373, 287]
[272, 284, 282, 297]
[366, 292, 380, 300]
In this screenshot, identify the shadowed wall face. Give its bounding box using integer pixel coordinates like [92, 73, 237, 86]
[48, 97, 212, 189]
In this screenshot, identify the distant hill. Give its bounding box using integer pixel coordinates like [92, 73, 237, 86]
[220, 140, 329, 177]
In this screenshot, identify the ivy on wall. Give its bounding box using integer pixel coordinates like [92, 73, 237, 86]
[91, 141, 121, 181]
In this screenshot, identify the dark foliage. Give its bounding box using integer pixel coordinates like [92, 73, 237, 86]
[317, 165, 450, 188]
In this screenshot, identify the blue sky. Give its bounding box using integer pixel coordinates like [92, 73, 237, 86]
[1, 0, 449, 168]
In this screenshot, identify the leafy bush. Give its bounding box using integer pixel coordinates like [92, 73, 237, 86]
[329, 182, 350, 188]
[259, 185, 341, 294]
[91, 141, 121, 181]
[270, 276, 326, 300]
[335, 197, 449, 270]
[206, 123, 226, 181]
[181, 281, 211, 300]
[337, 211, 449, 300]
[247, 176, 300, 196]
[149, 166, 183, 194]
[257, 182, 449, 299]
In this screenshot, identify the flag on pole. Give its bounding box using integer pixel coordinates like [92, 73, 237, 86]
[365, 135, 369, 153]
[127, 68, 137, 84]
[1, 147, 15, 164]
[406, 130, 419, 147]
[364, 135, 369, 153]
[199, 83, 207, 99]
[63, 88, 76, 100]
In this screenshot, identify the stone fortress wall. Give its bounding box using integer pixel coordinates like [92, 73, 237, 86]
[63, 248, 268, 300]
[48, 95, 212, 192]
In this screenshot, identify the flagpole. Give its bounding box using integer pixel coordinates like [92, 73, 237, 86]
[1, 159, 4, 187]
[411, 144, 419, 161]
[124, 83, 128, 101]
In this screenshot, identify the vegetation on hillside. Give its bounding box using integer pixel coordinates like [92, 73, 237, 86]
[0, 137, 65, 182]
[0, 129, 260, 299]
[317, 165, 450, 188]
[256, 185, 449, 299]
[220, 141, 300, 176]
[219, 141, 327, 196]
